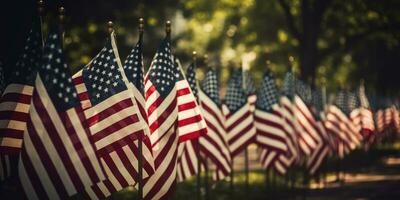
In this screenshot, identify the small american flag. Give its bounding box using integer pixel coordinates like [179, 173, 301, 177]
[274, 71, 298, 175]
[223, 70, 256, 157]
[142, 35, 180, 200]
[293, 80, 321, 158]
[74, 33, 153, 199]
[307, 89, 331, 175]
[18, 31, 105, 199]
[0, 20, 42, 181]
[198, 69, 231, 181]
[255, 71, 288, 170]
[325, 90, 362, 158]
[175, 60, 207, 182]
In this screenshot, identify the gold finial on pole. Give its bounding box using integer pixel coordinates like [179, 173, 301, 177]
[107, 21, 114, 34]
[192, 51, 197, 68]
[139, 18, 144, 34]
[203, 54, 209, 65]
[165, 20, 171, 35]
[37, 0, 44, 16]
[59, 6, 65, 24]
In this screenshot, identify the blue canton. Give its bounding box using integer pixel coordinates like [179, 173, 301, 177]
[347, 91, 360, 112]
[82, 37, 127, 105]
[148, 37, 177, 98]
[224, 70, 247, 112]
[201, 69, 221, 106]
[186, 63, 198, 99]
[335, 90, 349, 115]
[123, 34, 144, 95]
[10, 19, 43, 85]
[281, 71, 295, 99]
[295, 79, 312, 105]
[256, 71, 279, 112]
[39, 31, 78, 111]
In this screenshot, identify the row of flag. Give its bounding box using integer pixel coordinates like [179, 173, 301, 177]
[0, 18, 399, 200]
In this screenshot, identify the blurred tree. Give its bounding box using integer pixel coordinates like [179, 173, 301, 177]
[1, 0, 399, 95]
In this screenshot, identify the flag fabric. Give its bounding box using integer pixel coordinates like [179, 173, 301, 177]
[307, 89, 330, 175]
[222, 70, 256, 157]
[142, 35, 180, 200]
[198, 69, 231, 181]
[293, 80, 321, 158]
[73, 33, 153, 199]
[324, 91, 361, 158]
[18, 31, 105, 199]
[254, 72, 288, 169]
[175, 60, 207, 182]
[0, 20, 42, 181]
[175, 59, 207, 142]
[273, 71, 299, 175]
[350, 84, 375, 141]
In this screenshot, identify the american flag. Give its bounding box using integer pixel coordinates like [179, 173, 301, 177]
[293, 80, 321, 158]
[222, 70, 256, 157]
[350, 83, 375, 141]
[18, 31, 105, 199]
[324, 91, 361, 158]
[198, 69, 231, 180]
[254, 71, 288, 169]
[0, 20, 42, 181]
[307, 89, 331, 175]
[176, 60, 207, 182]
[274, 71, 299, 175]
[142, 35, 180, 200]
[73, 33, 153, 199]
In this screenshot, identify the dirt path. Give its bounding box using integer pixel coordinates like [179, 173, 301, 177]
[305, 155, 400, 200]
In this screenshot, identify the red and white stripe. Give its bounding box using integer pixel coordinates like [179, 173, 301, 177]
[0, 84, 34, 180]
[198, 89, 231, 181]
[142, 73, 179, 200]
[175, 77, 207, 181]
[350, 108, 375, 135]
[307, 121, 330, 175]
[176, 79, 207, 142]
[273, 96, 299, 175]
[177, 139, 200, 182]
[82, 90, 154, 199]
[0, 84, 34, 154]
[255, 104, 288, 170]
[293, 96, 321, 157]
[324, 105, 361, 158]
[73, 71, 155, 199]
[19, 76, 105, 200]
[223, 102, 256, 157]
[375, 109, 385, 133]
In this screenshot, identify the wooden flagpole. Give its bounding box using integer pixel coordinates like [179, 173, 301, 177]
[137, 17, 144, 200]
[203, 54, 210, 200]
[37, 0, 45, 47]
[192, 51, 202, 200]
[58, 6, 65, 47]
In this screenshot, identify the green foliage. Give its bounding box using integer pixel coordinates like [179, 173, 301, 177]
[48, 0, 400, 94]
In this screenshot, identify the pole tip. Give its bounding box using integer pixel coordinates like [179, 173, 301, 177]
[165, 20, 171, 34]
[139, 18, 144, 33]
[288, 56, 294, 63]
[192, 51, 197, 61]
[59, 6, 65, 22]
[37, 0, 44, 15]
[203, 54, 209, 64]
[107, 21, 114, 34]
